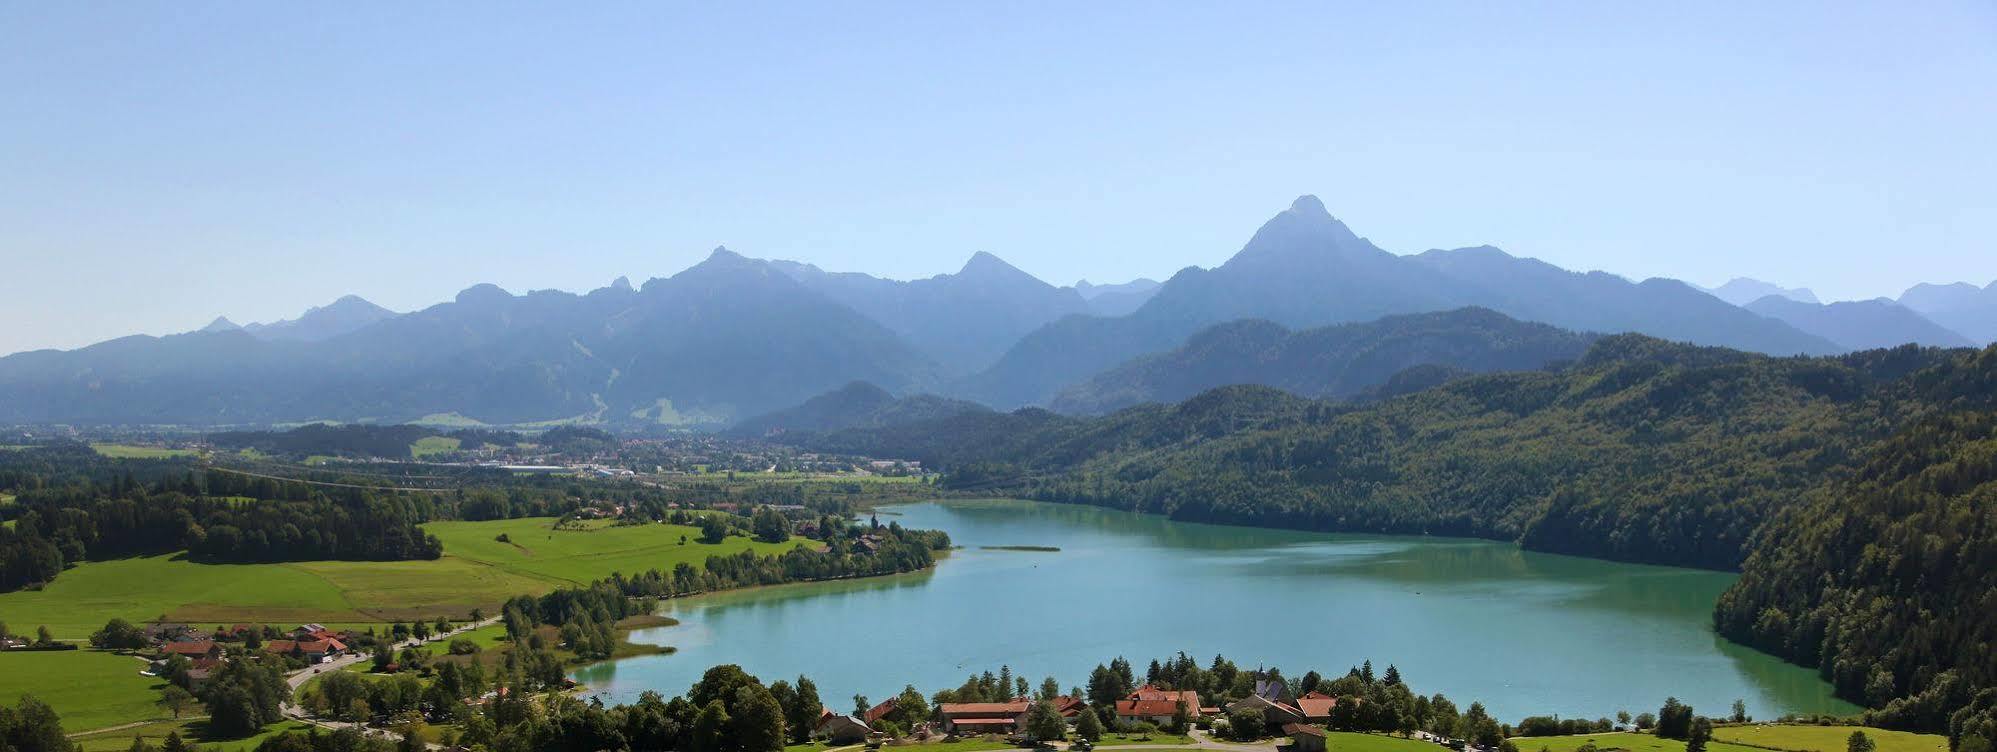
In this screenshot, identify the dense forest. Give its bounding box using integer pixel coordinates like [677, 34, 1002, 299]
[1715, 407, 1997, 748]
[787, 336, 1997, 731]
[802, 336, 1992, 570]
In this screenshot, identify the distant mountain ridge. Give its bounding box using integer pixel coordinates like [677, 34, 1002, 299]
[1048, 308, 1597, 415]
[0, 248, 941, 425]
[1744, 296, 1975, 350]
[770, 252, 1091, 375]
[1, 194, 1947, 426]
[959, 196, 1841, 409]
[726, 381, 991, 437]
[1898, 280, 1997, 344]
[241, 295, 398, 342]
[1074, 278, 1162, 316]
[1701, 277, 1819, 306]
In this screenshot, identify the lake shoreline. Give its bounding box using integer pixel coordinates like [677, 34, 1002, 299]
[574, 499, 1859, 721]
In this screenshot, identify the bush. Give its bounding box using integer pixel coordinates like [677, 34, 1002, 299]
[447, 638, 481, 655]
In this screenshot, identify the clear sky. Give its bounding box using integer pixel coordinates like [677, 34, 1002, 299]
[3, 2, 1993, 355]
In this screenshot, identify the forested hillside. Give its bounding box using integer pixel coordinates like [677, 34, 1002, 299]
[797, 338, 1997, 730]
[1715, 404, 1997, 744]
[810, 337, 1990, 569]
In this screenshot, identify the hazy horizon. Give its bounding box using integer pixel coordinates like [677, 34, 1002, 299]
[4, 2, 1994, 355]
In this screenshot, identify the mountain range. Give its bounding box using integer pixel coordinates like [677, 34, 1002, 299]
[1700, 277, 1819, 306]
[1, 195, 1987, 426]
[1897, 280, 1997, 344]
[1047, 307, 1597, 415]
[956, 196, 1845, 408]
[1742, 296, 1975, 350]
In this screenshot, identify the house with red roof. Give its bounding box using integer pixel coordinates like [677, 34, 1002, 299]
[1296, 692, 1340, 724]
[937, 701, 1028, 734]
[264, 637, 347, 663]
[1115, 685, 1201, 726]
[864, 698, 899, 724]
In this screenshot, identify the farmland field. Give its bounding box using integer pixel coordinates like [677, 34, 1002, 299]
[1713, 725, 1946, 752]
[0, 650, 174, 732]
[89, 443, 197, 459]
[424, 516, 812, 585]
[0, 517, 812, 637]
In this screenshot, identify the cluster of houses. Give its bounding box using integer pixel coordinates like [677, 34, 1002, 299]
[806, 685, 1194, 745]
[810, 679, 1348, 750]
[145, 622, 354, 687]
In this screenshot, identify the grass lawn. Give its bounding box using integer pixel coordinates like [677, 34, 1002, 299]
[1514, 732, 1764, 752]
[1322, 733, 1445, 752]
[0, 650, 173, 733]
[410, 436, 461, 458]
[90, 444, 197, 459]
[1713, 726, 1945, 752]
[424, 517, 811, 586]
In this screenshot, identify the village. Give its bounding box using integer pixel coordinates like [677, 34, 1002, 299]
[809, 677, 1404, 752]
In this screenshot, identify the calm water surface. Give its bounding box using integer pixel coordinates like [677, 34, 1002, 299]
[574, 500, 1855, 721]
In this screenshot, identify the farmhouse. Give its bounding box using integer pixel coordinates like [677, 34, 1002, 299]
[1114, 685, 1201, 726]
[1227, 693, 1305, 727]
[936, 697, 1087, 734]
[1296, 691, 1339, 724]
[938, 701, 1025, 734]
[265, 638, 347, 663]
[815, 713, 872, 744]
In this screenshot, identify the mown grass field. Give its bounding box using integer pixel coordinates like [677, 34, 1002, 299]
[1516, 732, 1764, 752]
[1714, 726, 1945, 752]
[0, 517, 810, 637]
[89, 443, 198, 459]
[0, 650, 174, 732]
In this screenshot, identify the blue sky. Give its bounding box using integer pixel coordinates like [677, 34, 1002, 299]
[2, 2, 1993, 355]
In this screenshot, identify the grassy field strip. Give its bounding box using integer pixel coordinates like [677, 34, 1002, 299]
[1516, 732, 1767, 752]
[1713, 726, 1945, 752]
[90, 444, 198, 459]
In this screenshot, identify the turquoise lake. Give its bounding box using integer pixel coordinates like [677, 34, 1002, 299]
[574, 499, 1855, 722]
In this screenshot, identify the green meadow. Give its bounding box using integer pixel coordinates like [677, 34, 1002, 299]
[1714, 726, 1946, 752]
[424, 516, 810, 585]
[409, 436, 461, 458]
[1516, 732, 1764, 752]
[0, 517, 811, 637]
[0, 650, 174, 732]
[1321, 734, 1450, 752]
[89, 443, 198, 459]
